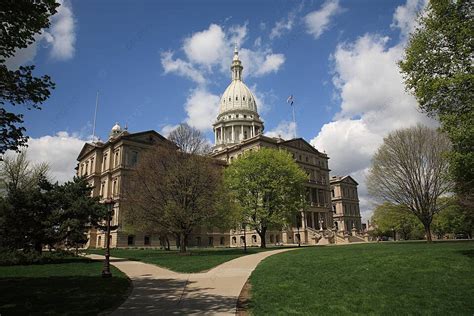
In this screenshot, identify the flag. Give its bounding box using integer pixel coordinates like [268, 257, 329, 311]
[287, 95, 294, 105]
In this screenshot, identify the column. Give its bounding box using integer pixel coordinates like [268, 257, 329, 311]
[311, 212, 315, 229]
[221, 126, 224, 143]
[214, 128, 217, 144]
[252, 124, 256, 137]
[231, 125, 235, 142]
[241, 125, 244, 140]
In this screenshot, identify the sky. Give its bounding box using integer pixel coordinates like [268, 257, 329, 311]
[5, 0, 435, 221]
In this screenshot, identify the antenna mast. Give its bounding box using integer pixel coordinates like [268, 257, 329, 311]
[92, 91, 99, 142]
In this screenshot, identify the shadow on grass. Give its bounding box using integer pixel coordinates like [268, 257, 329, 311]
[114, 277, 236, 314]
[458, 249, 474, 259]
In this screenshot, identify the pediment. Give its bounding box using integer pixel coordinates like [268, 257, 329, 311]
[280, 138, 321, 155]
[77, 143, 97, 160]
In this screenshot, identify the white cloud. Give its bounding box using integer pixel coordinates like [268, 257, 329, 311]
[4, 0, 76, 68]
[310, 0, 434, 221]
[270, 13, 296, 40]
[184, 88, 220, 131]
[304, 0, 342, 39]
[160, 124, 180, 137]
[265, 121, 296, 140]
[161, 51, 205, 84]
[11, 132, 85, 184]
[183, 24, 227, 69]
[44, 0, 76, 60]
[239, 49, 285, 77]
[391, 0, 427, 40]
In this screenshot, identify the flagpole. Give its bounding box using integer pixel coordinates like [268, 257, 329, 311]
[92, 91, 99, 142]
[292, 102, 296, 139]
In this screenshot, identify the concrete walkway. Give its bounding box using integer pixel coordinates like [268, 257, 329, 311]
[88, 248, 294, 315]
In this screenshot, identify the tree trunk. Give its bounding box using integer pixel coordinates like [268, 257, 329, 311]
[259, 227, 267, 248]
[179, 232, 187, 253]
[423, 223, 433, 243]
[166, 237, 170, 251]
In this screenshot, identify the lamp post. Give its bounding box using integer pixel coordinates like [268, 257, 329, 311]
[102, 198, 115, 278]
[242, 222, 247, 253]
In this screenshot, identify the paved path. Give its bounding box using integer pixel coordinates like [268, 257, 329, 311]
[88, 248, 294, 315]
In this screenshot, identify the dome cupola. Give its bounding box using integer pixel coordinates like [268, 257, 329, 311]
[212, 47, 264, 151]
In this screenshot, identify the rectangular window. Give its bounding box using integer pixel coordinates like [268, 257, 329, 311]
[127, 235, 135, 246]
[103, 154, 108, 172]
[130, 151, 138, 166]
[144, 236, 150, 246]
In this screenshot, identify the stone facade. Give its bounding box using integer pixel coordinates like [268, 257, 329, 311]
[330, 175, 362, 232]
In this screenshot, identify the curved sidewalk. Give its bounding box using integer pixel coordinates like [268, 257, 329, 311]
[89, 248, 294, 315]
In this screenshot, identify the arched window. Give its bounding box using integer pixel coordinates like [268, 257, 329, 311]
[252, 235, 257, 243]
[232, 237, 237, 244]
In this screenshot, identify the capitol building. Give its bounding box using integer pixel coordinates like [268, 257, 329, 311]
[77, 48, 364, 248]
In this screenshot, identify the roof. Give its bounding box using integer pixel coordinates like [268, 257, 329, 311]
[330, 175, 359, 185]
[77, 130, 173, 161]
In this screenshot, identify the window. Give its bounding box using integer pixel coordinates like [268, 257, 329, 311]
[102, 154, 108, 172]
[333, 204, 337, 213]
[270, 235, 274, 243]
[306, 156, 309, 162]
[299, 155, 302, 161]
[331, 189, 335, 197]
[243, 115, 247, 118]
[196, 236, 201, 246]
[232, 237, 237, 244]
[252, 235, 257, 243]
[243, 96, 245, 101]
[91, 158, 94, 173]
[236, 96, 238, 100]
[100, 181, 105, 197]
[244, 131, 248, 139]
[130, 151, 138, 166]
[240, 236, 245, 244]
[208, 237, 213, 246]
[144, 236, 150, 246]
[114, 150, 120, 167]
[220, 237, 225, 245]
[127, 235, 135, 246]
[98, 236, 102, 247]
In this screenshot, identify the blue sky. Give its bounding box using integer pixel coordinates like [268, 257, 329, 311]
[6, 0, 433, 220]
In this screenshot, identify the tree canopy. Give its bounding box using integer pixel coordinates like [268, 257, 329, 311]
[224, 148, 308, 248]
[167, 123, 211, 155]
[367, 125, 452, 242]
[399, 0, 473, 207]
[371, 203, 424, 240]
[0, 0, 59, 156]
[123, 145, 235, 252]
[0, 152, 106, 252]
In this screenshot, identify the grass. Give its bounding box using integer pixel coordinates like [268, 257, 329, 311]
[87, 246, 286, 273]
[0, 256, 131, 315]
[249, 241, 474, 315]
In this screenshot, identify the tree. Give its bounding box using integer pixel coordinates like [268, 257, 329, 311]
[123, 145, 234, 253]
[372, 203, 424, 240]
[367, 125, 453, 242]
[0, 0, 59, 156]
[432, 197, 473, 239]
[0, 152, 106, 253]
[48, 177, 107, 252]
[224, 148, 308, 248]
[399, 0, 474, 208]
[167, 123, 211, 155]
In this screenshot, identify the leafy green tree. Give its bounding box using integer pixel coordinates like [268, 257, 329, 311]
[399, 0, 474, 207]
[48, 177, 107, 252]
[372, 203, 424, 240]
[432, 197, 473, 239]
[367, 125, 453, 242]
[0, 0, 59, 155]
[0, 153, 106, 253]
[224, 148, 308, 248]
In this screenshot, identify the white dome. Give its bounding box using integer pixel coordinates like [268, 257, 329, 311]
[111, 122, 121, 132]
[219, 80, 258, 115]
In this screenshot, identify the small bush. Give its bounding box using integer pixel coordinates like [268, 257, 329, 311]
[0, 248, 73, 266]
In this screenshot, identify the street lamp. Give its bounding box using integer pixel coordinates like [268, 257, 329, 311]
[102, 198, 115, 278]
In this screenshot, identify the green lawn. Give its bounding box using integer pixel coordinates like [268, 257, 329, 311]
[0, 256, 130, 315]
[249, 241, 474, 315]
[87, 247, 285, 273]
